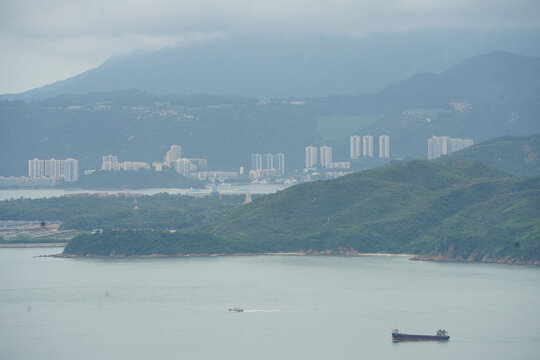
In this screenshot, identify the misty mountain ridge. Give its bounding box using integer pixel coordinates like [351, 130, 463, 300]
[1, 51, 539, 175]
[3, 30, 540, 101]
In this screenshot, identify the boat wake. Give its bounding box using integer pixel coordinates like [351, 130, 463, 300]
[244, 309, 318, 313]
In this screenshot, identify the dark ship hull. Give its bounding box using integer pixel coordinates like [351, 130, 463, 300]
[392, 330, 449, 341]
[392, 334, 450, 341]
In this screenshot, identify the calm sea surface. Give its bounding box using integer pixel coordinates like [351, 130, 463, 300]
[1, 248, 539, 360]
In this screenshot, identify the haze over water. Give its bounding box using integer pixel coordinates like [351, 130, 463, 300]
[1, 248, 539, 360]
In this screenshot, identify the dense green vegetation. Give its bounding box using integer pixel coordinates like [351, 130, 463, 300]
[441, 134, 540, 176]
[0, 193, 246, 231]
[64, 231, 228, 256]
[61, 159, 540, 264]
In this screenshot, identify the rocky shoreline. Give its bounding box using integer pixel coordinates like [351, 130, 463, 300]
[410, 254, 540, 266]
[47, 251, 540, 266]
[50, 250, 414, 259]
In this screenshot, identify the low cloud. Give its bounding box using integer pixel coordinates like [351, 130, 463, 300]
[1, 0, 540, 93]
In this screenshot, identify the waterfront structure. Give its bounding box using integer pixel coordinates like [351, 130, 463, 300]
[379, 135, 390, 159]
[363, 135, 373, 158]
[320, 146, 332, 168]
[428, 136, 474, 159]
[350, 135, 361, 159]
[197, 171, 237, 181]
[305, 146, 318, 169]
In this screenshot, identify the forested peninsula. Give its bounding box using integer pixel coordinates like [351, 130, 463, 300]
[60, 159, 540, 265]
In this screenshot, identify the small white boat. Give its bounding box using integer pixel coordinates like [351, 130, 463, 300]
[228, 307, 243, 312]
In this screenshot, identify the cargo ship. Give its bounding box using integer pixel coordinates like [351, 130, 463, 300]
[392, 329, 450, 341]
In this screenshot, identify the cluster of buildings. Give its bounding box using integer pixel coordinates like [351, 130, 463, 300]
[1, 132, 478, 188]
[160, 145, 237, 181]
[249, 153, 285, 179]
[304, 146, 352, 179]
[0, 158, 79, 187]
[350, 135, 390, 160]
[102, 145, 237, 182]
[102, 155, 150, 171]
[427, 136, 474, 159]
[28, 158, 79, 182]
[305, 146, 351, 170]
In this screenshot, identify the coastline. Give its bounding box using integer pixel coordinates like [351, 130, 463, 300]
[47, 251, 540, 266]
[410, 254, 540, 266]
[51, 251, 414, 259]
[2, 245, 534, 266]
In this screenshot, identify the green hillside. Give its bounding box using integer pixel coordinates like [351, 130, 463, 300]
[0, 193, 245, 231]
[63, 159, 540, 264]
[441, 134, 540, 176]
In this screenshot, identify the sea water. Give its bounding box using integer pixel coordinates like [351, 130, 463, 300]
[1, 248, 539, 360]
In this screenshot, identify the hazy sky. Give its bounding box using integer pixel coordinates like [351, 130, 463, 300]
[1, 0, 540, 94]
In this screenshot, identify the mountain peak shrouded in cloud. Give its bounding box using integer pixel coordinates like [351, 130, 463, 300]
[1, 0, 540, 94]
[3, 31, 540, 100]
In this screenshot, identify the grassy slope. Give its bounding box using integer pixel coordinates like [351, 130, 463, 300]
[316, 116, 381, 141]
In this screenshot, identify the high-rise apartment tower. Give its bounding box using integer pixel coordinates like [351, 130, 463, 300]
[379, 135, 390, 159]
[350, 135, 361, 159]
[305, 146, 318, 169]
